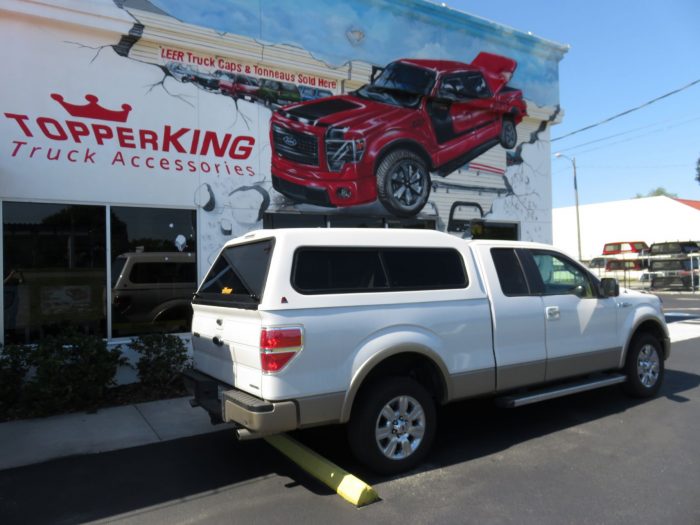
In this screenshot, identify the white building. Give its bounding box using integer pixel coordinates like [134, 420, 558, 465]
[553, 196, 700, 261]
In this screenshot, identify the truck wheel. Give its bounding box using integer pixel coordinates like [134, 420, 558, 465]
[376, 150, 430, 217]
[623, 333, 664, 398]
[348, 377, 436, 475]
[499, 118, 517, 149]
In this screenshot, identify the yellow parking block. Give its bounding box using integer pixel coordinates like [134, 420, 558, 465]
[264, 434, 379, 507]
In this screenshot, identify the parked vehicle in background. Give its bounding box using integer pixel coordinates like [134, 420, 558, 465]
[256, 79, 301, 107]
[602, 241, 649, 259]
[111, 252, 197, 337]
[191, 71, 221, 92]
[184, 228, 669, 474]
[649, 257, 700, 290]
[648, 241, 700, 259]
[298, 86, 334, 101]
[217, 72, 260, 101]
[166, 61, 197, 83]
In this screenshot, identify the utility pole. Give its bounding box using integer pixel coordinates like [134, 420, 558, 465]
[554, 153, 582, 261]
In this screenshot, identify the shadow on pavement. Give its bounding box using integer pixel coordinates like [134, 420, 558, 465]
[0, 367, 697, 524]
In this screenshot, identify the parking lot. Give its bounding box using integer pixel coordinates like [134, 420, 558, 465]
[1, 293, 699, 525]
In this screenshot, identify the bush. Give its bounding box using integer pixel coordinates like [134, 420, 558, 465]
[22, 332, 125, 416]
[131, 334, 190, 393]
[0, 343, 30, 417]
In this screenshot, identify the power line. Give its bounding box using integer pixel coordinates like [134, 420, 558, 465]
[552, 78, 700, 142]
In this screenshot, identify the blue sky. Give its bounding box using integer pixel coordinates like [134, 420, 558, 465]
[448, 0, 700, 207]
[152, 0, 700, 208]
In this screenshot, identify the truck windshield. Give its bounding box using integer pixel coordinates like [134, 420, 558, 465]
[355, 62, 435, 108]
[194, 239, 274, 309]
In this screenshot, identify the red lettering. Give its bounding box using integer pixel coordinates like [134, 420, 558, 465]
[160, 158, 170, 170]
[47, 148, 61, 161]
[84, 149, 96, 163]
[234, 165, 244, 176]
[5, 114, 33, 137]
[174, 159, 183, 171]
[163, 125, 189, 153]
[30, 146, 42, 158]
[66, 121, 90, 143]
[37, 117, 68, 140]
[92, 124, 113, 145]
[111, 151, 125, 165]
[188, 129, 200, 154]
[130, 156, 140, 168]
[145, 157, 155, 168]
[229, 136, 254, 159]
[139, 129, 159, 151]
[201, 161, 211, 173]
[187, 160, 196, 172]
[67, 150, 79, 162]
[10, 141, 27, 156]
[117, 127, 136, 148]
[246, 166, 255, 177]
[201, 131, 231, 157]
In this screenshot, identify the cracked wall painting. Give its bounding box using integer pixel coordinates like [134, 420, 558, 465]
[0, 0, 565, 273]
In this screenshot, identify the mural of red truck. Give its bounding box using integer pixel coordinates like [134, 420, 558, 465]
[270, 52, 526, 217]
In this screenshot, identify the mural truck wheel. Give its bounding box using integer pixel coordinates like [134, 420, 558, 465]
[499, 118, 517, 149]
[376, 150, 430, 217]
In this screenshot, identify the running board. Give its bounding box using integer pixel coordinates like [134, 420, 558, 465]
[495, 374, 627, 408]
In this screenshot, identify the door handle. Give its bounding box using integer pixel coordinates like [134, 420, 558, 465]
[212, 336, 224, 347]
[546, 306, 560, 320]
[618, 302, 632, 308]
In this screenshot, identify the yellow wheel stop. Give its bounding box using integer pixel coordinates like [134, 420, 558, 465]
[264, 434, 379, 507]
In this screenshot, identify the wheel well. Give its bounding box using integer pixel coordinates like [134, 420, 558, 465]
[354, 352, 446, 406]
[630, 320, 668, 358]
[375, 141, 433, 173]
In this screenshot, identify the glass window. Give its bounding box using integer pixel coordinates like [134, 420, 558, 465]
[293, 249, 387, 294]
[3, 202, 106, 343]
[382, 249, 466, 289]
[110, 207, 196, 337]
[532, 251, 594, 298]
[196, 239, 273, 308]
[491, 248, 529, 296]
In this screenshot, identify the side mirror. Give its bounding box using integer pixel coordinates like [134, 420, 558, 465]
[600, 278, 619, 297]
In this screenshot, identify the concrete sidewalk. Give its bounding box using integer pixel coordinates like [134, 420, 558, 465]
[0, 397, 232, 471]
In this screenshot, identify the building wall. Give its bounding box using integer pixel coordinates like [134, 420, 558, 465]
[553, 196, 700, 261]
[1, 0, 566, 348]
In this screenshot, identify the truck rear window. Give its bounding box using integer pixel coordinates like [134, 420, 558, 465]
[194, 239, 273, 308]
[292, 247, 467, 294]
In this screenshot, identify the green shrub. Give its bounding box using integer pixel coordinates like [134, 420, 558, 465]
[0, 343, 30, 417]
[131, 334, 190, 393]
[23, 332, 125, 416]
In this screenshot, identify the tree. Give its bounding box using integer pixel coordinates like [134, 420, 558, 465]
[634, 187, 678, 199]
[696, 155, 700, 184]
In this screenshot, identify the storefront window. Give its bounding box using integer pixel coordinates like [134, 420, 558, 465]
[3, 202, 106, 344]
[110, 207, 197, 338]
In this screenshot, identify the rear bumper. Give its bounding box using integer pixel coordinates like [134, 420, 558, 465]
[182, 369, 298, 435]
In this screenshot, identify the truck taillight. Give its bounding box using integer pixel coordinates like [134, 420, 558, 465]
[260, 327, 303, 373]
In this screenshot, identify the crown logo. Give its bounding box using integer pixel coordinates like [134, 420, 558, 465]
[50, 93, 132, 122]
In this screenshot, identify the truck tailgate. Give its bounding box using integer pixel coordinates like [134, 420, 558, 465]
[191, 304, 263, 395]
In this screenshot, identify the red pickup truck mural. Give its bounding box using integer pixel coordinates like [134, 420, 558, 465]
[270, 52, 526, 216]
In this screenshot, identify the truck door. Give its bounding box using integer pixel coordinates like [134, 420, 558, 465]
[525, 250, 620, 381]
[479, 247, 547, 390]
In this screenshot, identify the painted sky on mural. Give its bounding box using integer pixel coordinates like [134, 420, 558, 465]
[151, 0, 565, 108]
[150, 0, 700, 208]
[450, 0, 700, 208]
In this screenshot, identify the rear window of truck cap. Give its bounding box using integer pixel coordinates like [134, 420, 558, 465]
[194, 239, 274, 309]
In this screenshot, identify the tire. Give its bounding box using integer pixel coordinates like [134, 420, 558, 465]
[623, 333, 664, 398]
[348, 377, 436, 475]
[499, 118, 517, 149]
[376, 150, 431, 217]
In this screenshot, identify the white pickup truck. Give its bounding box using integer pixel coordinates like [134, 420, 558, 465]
[184, 228, 669, 473]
